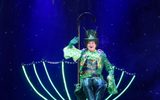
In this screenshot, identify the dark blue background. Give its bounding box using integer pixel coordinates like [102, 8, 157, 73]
[1, 0, 160, 99]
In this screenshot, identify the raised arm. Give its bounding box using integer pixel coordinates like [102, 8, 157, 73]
[63, 37, 81, 62]
[68, 37, 79, 48]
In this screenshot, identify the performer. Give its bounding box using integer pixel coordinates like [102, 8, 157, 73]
[63, 29, 118, 100]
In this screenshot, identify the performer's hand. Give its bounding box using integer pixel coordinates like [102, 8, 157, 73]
[107, 75, 118, 95]
[70, 36, 79, 44]
[107, 74, 114, 80]
[68, 36, 79, 48]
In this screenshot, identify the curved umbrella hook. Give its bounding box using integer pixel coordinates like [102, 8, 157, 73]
[76, 12, 97, 83]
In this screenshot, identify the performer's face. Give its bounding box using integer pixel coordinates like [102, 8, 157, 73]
[87, 41, 96, 52]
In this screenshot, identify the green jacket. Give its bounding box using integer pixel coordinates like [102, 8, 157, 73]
[63, 46, 118, 95]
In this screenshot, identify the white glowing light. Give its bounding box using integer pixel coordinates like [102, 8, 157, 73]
[22, 60, 136, 100]
[106, 71, 125, 100]
[43, 62, 65, 100]
[33, 64, 57, 100]
[22, 65, 48, 100]
[113, 75, 136, 100]
[62, 61, 72, 100]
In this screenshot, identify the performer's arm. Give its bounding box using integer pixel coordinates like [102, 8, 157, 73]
[63, 37, 81, 62]
[102, 52, 118, 94]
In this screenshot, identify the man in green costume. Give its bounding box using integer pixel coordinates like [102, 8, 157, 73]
[63, 29, 117, 100]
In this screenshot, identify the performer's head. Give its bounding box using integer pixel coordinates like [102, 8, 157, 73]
[85, 29, 98, 52]
[86, 41, 97, 52]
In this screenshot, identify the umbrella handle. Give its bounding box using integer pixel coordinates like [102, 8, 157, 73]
[76, 12, 96, 83]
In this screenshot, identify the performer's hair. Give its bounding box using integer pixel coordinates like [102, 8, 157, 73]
[84, 39, 99, 47]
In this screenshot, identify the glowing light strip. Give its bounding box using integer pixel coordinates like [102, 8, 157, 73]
[33, 64, 57, 100]
[43, 62, 65, 100]
[113, 75, 136, 100]
[22, 65, 48, 100]
[62, 61, 71, 100]
[116, 71, 125, 88]
[105, 71, 125, 100]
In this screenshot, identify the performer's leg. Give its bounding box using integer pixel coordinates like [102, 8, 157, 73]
[82, 78, 95, 100]
[93, 77, 107, 100]
[74, 84, 86, 100]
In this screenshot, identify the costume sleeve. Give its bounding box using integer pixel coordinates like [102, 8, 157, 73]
[102, 52, 118, 95]
[63, 45, 81, 62]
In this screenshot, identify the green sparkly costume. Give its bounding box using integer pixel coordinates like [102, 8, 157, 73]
[63, 45, 118, 96]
